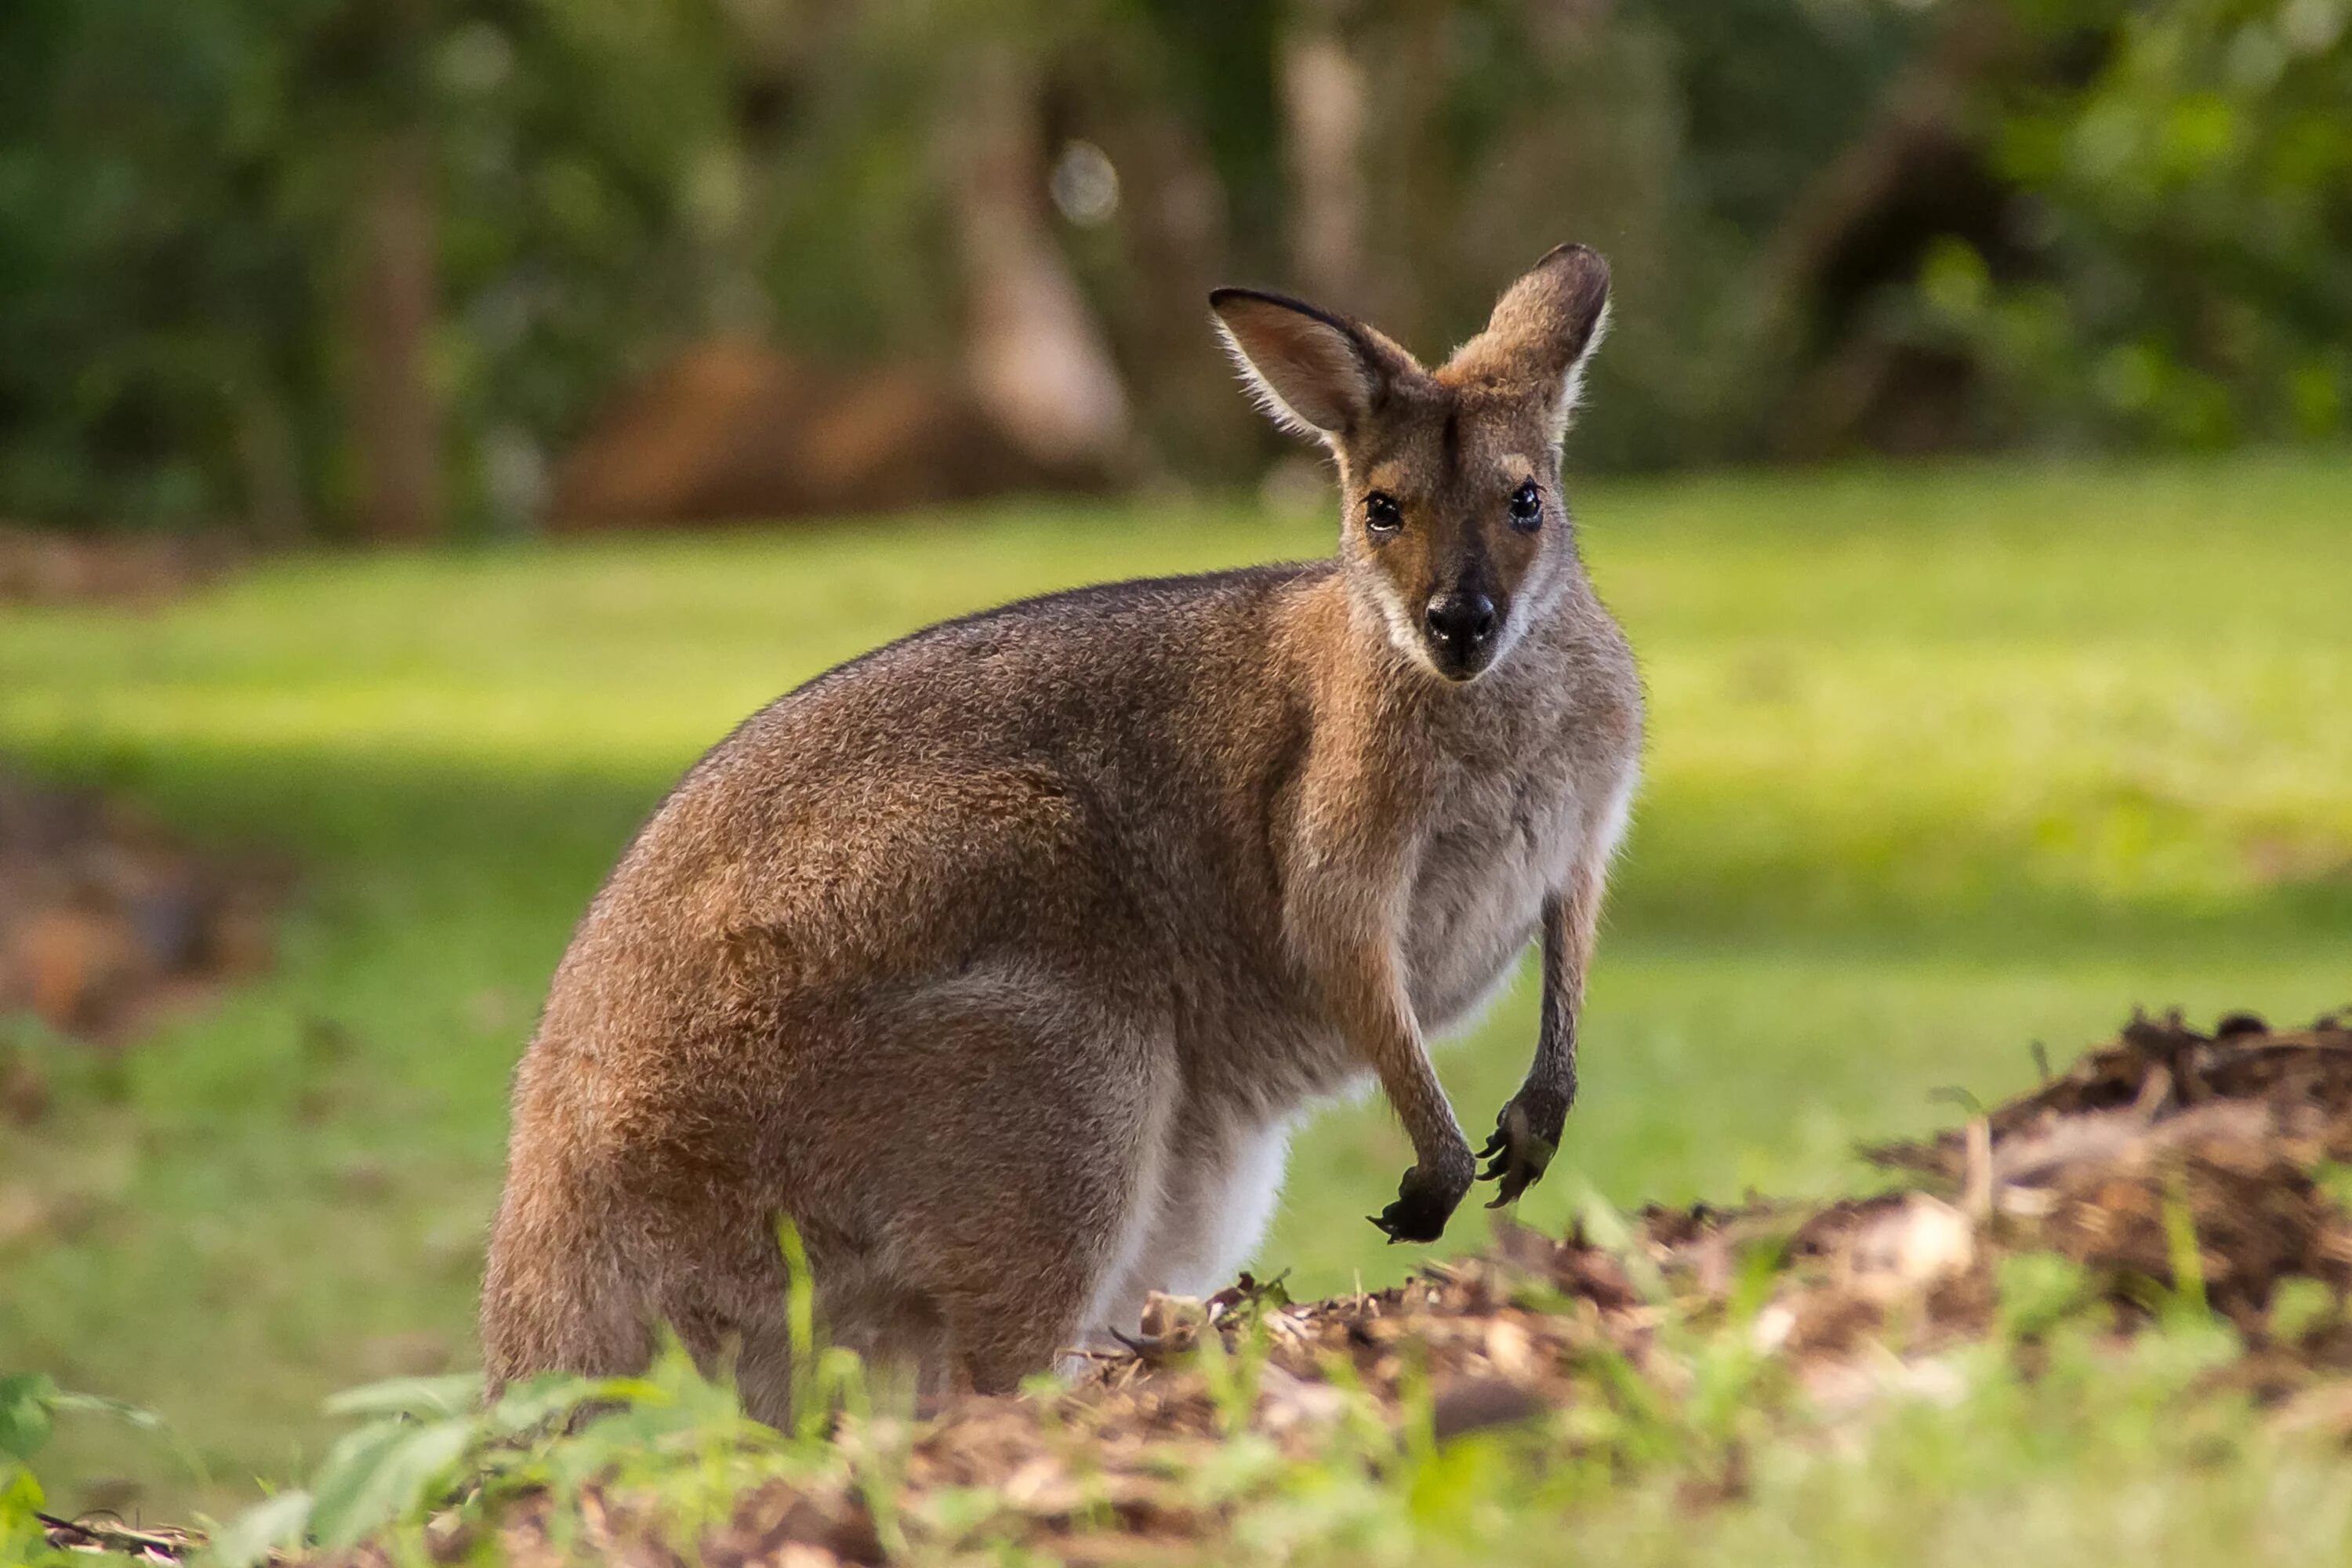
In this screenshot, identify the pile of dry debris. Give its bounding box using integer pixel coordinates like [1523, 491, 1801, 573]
[0, 525, 234, 608]
[0, 768, 275, 1057]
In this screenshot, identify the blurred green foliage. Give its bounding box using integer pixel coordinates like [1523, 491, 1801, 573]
[1, 0, 2346, 535]
[0, 0, 735, 533]
[1922, 0, 2352, 446]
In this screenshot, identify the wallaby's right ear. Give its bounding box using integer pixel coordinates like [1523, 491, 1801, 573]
[1450, 244, 1612, 445]
[1210, 289, 1406, 443]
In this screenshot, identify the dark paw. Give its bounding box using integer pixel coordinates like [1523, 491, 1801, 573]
[1368, 1162, 1469, 1244]
[1478, 1090, 1566, 1208]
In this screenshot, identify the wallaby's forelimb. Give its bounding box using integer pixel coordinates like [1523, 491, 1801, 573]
[1481, 861, 1608, 1206]
[1285, 767, 1477, 1244]
[1305, 934, 1472, 1243]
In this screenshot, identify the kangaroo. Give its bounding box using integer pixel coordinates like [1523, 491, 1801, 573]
[481, 243, 1642, 1415]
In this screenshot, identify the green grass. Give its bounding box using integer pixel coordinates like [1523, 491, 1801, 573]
[2, 452, 2350, 1522]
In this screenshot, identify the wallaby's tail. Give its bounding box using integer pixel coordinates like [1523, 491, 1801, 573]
[479, 1146, 655, 1402]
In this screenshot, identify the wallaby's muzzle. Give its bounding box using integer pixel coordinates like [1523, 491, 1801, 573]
[1422, 589, 1500, 680]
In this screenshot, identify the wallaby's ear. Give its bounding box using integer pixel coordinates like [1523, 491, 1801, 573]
[1451, 244, 1612, 443]
[1209, 288, 1405, 442]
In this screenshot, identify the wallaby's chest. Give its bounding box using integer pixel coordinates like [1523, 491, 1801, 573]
[1399, 735, 1590, 1031]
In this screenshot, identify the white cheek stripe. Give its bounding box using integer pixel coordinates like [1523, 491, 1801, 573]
[1365, 570, 1446, 677]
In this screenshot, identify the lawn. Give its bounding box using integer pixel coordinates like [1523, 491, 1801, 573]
[2, 452, 2350, 1522]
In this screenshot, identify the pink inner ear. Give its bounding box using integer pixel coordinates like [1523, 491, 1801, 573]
[1218, 300, 1374, 434]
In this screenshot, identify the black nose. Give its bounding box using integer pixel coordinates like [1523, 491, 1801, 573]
[1424, 592, 1497, 648]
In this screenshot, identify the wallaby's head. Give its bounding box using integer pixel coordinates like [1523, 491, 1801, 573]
[1212, 245, 1610, 682]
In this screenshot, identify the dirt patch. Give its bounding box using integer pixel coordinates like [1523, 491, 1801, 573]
[0, 767, 277, 1060]
[0, 524, 238, 607]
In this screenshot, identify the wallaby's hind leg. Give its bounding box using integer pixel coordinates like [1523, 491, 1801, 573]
[488, 899, 1176, 1411]
[641, 1205, 803, 1424]
[731, 1249, 955, 1421]
[828, 976, 1175, 1393]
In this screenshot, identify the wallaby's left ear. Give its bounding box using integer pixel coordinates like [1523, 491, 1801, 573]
[1452, 244, 1612, 443]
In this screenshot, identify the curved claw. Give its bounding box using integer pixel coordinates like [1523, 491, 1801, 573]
[1475, 1094, 1563, 1209]
[1368, 1203, 1424, 1245]
[1368, 1164, 1463, 1244]
[1107, 1327, 1161, 1354]
[1483, 1166, 1537, 1209]
[1481, 1145, 1552, 1207]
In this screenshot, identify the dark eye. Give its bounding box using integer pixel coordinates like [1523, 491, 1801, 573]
[1363, 492, 1403, 535]
[1508, 481, 1543, 531]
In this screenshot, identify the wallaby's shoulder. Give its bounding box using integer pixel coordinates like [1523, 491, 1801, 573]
[781, 558, 1330, 707]
[666, 558, 1334, 802]
[906, 558, 1331, 661]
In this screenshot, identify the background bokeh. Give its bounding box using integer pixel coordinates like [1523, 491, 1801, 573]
[2, 0, 2350, 1525]
[5, 0, 2350, 535]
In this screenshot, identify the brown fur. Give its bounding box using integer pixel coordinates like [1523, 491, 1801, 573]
[481, 244, 1643, 1416]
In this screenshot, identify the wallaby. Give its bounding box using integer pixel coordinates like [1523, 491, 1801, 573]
[481, 243, 1642, 1414]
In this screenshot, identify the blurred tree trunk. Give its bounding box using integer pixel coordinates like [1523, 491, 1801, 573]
[706, 0, 801, 337]
[349, 122, 442, 541]
[952, 44, 1132, 474]
[1760, 1, 2014, 314]
[1280, 0, 1366, 304]
[1757, 0, 2018, 454]
[235, 387, 308, 543]
[1108, 107, 1240, 477]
